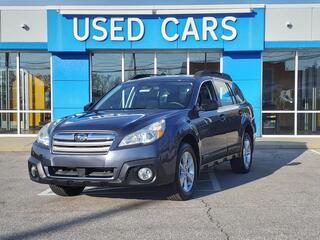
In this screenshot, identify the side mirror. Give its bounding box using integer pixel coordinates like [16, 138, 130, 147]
[203, 101, 218, 111]
[192, 101, 218, 115]
[84, 102, 94, 112]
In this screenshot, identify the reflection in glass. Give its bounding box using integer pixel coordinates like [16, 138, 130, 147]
[92, 53, 122, 102]
[157, 52, 187, 75]
[298, 113, 320, 135]
[20, 53, 51, 110]
[189, 52, 220, 74]
[124, 53, 154, 81]
[0, 113, 17, 134]
[94, 81, 193, 110]
[298, 52, 320, 111]
[263, 52, 295, 110]
[213, 80, 233, 106]
[262, 113, 294, 135]
[0, 53, 17, 110]
[20, 112, 51, 134]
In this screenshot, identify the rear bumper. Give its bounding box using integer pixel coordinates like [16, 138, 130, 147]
[28, 141, 175, 187]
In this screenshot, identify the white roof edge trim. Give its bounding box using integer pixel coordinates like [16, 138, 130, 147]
[58, 8, 253, 15]
[56, 4, 260, 15]
[51, 4, 265, 10]
[0, 4, 265, 11]
[3, 3, 320, 11]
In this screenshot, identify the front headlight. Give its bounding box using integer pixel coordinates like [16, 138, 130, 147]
[119, 119, 166, 147]
[37, 123, 51, 147]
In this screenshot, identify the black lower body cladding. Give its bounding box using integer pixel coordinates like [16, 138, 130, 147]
[28, 141, 175, 187]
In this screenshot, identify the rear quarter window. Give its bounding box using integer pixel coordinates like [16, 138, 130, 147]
[230, 83, 245, 103]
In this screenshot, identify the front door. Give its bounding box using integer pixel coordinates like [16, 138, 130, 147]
[192, 81, 227, 165]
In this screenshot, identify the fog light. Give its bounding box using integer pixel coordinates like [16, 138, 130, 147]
[30, 165, 38, 177]
[137, 167, 153, 181]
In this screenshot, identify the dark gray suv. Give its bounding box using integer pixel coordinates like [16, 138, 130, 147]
[28, 71, 256, 201]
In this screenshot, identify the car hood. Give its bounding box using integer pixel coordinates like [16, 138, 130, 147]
[53, 109, 183, 135]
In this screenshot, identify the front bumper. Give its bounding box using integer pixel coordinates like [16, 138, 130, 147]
[28, 141, 175, 187]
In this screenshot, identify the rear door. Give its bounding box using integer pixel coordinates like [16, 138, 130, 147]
[212, 80, 242, 156]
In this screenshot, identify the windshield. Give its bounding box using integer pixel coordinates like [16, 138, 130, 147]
[93, 81, 193, 110]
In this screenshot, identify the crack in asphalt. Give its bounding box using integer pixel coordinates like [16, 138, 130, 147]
[201, 199, 230, 240]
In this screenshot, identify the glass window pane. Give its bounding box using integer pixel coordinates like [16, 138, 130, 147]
[229, 82, 245, 103]
[262, 113, 294, 135]
[0, 113, 17, 134]
[197, 82, 215, 107]
[20, 112, 51, 134]
[0, 53, 17, 110]
[298, 52, 320, 110]
[124, 53, 154, 81]
[20, 53, 51, 110]
[92, 53, 122, 102]
[94, 81, 193, 110]
[189, 52, 220, 74]
[157, 52, 187, 75]
[213, 80, 233, 106]
[263, 52, 295, 110]
[297, 113, 320, 135]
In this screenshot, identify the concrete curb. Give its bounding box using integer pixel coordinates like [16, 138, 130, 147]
[255, 138, 320, 150]
[0, 137, 35, 152]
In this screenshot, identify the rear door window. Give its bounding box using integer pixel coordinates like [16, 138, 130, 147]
[212, 80, 234, 106]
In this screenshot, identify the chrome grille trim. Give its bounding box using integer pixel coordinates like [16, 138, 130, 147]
[53, 140, 113, 147]
[52, 133, 114, 154]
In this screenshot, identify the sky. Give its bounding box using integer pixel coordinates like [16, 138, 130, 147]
[0, 0, 320, 6]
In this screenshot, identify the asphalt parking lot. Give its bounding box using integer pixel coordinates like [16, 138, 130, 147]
[0, 149, 320, 240]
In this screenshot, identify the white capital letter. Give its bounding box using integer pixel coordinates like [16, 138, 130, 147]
[73, 17, 89, 41]
[182, 17, 200, 41]
[221, 16, 237, 41]
[92, 17, 107, 41]
[161, 17, 179, 42]
[128, 18, 144, 41]
[111, 17, 125, 41]
[203, 17, 218, 41]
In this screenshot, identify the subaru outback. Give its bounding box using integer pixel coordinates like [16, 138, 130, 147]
[28, 71, 256, 201]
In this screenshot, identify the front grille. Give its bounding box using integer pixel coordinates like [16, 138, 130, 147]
[52, 133, 114, 154]
[47, 166, 114, 178]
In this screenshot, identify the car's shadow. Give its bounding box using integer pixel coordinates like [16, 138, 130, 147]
[84, 146, 306, 200]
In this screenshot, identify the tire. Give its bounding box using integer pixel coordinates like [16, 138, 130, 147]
[230, 132, 253, 174]
[49, 184, 85, 197]
[167, 143, 197, 201]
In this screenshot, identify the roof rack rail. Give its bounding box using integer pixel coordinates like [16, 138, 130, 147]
[130, 73, 166, 80]
[194, 70, 232, 81]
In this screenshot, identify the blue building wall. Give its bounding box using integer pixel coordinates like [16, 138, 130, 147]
[52, 52, 90, 119]
[223, 52, 262, 135]
[46, 8, 265, 135]
[47, 9, 265, 52]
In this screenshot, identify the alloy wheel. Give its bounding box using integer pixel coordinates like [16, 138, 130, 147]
[179, 151, 195, 192]
[243, 138, 252, 169]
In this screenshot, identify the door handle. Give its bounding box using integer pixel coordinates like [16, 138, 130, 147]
[219, 114, 226, 121]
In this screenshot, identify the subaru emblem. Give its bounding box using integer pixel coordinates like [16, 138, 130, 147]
[74, 133, 88, 142]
